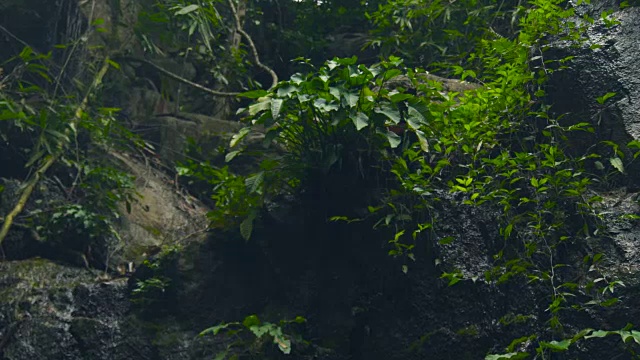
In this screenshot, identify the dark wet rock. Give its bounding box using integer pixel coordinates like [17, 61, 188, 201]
[547, 5, 640, 178]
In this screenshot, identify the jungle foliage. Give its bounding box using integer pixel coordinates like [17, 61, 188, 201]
[1, 0, 640, 359]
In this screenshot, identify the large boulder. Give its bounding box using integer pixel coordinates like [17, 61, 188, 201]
[547, 4, 640, 176]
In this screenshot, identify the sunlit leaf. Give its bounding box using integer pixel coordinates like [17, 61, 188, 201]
[175, 4, 199, 15]
[353, 112, 369, 130]
[610, 157, 624, 173]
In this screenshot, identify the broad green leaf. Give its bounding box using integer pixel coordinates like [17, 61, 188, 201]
[383, 68, 402, 81]
[628, 330, 640, 344]
[277, 84, 297, 97]
[540, 339, 571, 351]
[291, 73, 305, 84]
[407, 106, 426, 124]
[249, 323, 275, 338]
[343, 91, 359, 108]
[314, 98, 339, 112]
[329, 87, 341, 99]
[248, 99, 271, 115]
[274, 335, 291, 354]
[375, 104, 401, 124]
[386, 130, 401, 148]
[353, 112, 369, 130]
[271, 98, 284, 119]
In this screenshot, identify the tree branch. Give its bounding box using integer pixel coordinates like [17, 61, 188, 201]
[116, 1, 278, 98]
[0, 58, 111, 246]
[228, 0, 278, 89]
[116, 57, 242, 97]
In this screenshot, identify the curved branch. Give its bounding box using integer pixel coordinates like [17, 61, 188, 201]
[116, 57, 241, 97]
[228, 0, 278, 89]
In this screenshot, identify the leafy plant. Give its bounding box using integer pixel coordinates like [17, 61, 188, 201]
[131, 245, 181, 306]
[0, 45, 142, 266]
[200, 314, 306, 359]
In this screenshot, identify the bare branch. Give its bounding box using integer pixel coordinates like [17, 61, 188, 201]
[117, 57, 241, 97]
[228, 0, 278, 89]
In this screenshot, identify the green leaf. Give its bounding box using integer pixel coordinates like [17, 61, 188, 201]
[248, 99, 271, 115]
[274, 335, 291, 354]
[213, 351, 228, 360]
[245, 172, 264, 194]
[628, 330, 640, 344]
[249, 323, 275, 338]
[276, 85, 297, 97]
[540, 339, 571, 351]
[600, 297, 618, 307]
[175, 4, 199, 15]
[485, 353, 529, 360]
[313, 98, 339, 112]
[200, 323, 230, 336]
[242, 315, 261, 328]
[610, 157, 624, 173]
[415, 130, 429, 152]
[375, 104, 402, 124]
[596, 92, 616, 104]
[390, 93, 413, 102]
[386, 130, 401, 148]
[383, 69, 402, 81]
[584, 330, 610, 339]
[240, 213, 256, 241]
[271, 98, 284, 119]
[107, 59, 120, 69]
[343, 92, 359, 108]
[225, 150, 241, 163]
[407, 106, 426, 125]
[353, 112, 369, 130]
[238, 90, 269, 99]
[230, 127, 251, 148]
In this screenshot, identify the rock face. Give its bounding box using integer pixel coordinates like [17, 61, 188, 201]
[547, 4, 640, 175]
[4, 1, 640, 360]
[0, 259, 130, 359]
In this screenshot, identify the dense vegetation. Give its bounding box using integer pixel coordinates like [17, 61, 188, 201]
[2, 0, 640, 359]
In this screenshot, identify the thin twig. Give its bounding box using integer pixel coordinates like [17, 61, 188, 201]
[0, 25, 32, 50]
